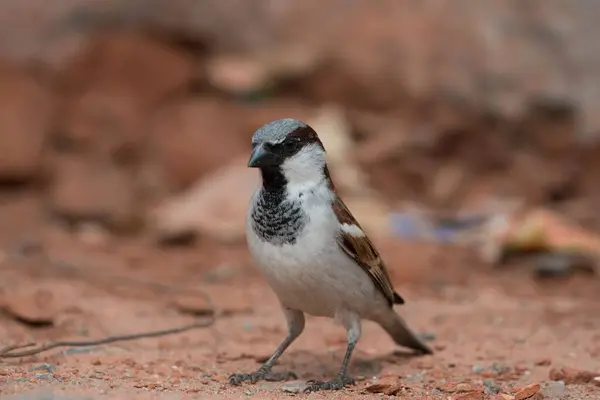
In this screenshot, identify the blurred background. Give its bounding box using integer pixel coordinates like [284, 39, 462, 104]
[1, 1, 599, 398]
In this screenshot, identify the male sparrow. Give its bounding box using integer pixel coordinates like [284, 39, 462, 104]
[229, 118, 433, 392]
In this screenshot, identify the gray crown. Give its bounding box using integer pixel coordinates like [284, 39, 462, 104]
[252, 118, 307, 144]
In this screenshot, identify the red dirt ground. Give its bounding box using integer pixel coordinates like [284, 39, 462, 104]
[0, 191, 599, 399]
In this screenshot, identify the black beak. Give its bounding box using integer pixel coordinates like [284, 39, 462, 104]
[247, 144, 280, 168]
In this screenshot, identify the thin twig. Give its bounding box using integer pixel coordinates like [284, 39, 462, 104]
[0, 315, 215, 359]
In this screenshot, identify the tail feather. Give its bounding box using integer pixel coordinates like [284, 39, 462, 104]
[378, 311, 433, 355]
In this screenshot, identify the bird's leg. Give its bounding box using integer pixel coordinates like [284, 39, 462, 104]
[305, 311, 361, 392]
[229, 308, 304, 385]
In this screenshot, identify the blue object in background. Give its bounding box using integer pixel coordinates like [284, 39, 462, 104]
[390, 212, 487, 244]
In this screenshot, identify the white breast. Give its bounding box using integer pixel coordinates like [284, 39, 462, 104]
[246, 185, 383, 318]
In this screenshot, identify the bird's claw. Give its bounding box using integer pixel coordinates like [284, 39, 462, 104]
[304, 374, 355, 392]
[228, 370, 297, 386]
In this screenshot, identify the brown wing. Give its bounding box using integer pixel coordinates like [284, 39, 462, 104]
[331, 196, 404, 307]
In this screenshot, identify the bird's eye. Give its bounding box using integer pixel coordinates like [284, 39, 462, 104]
[283, 137, 299, 151]
[263, 142, 274, 151]
[284, 141, 294, 149]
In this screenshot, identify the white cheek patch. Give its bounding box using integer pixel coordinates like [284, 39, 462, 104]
[340, 223, 365, 237]
[281, 144, 327, 189]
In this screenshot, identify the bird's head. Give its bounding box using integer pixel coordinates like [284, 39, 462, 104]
[248, 118, 329, 188]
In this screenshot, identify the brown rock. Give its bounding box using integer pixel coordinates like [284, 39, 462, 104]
[515, 364, 529, 374]
[58, 32, 195, 160]
[150, 155, 258, 243]
[509, 152, 577, 205]
[1, 283, 65, 325]
[549, 366, 598, 384]
[439, 382, 475, 393]
[61, 90, 146, 158]
[149, 97, 248, 190]
[454, 383, 475, 393]
[498, 394, 515, 400]
[364, 376, 403, 395]
[415, 358, 434, 370]
[76, 222, 111, 248]
[169, 293, 214, 317]
[0, 64, 54, 182]
[64, 32, 194, 106]
[48, 155, 140, 232]
[534, 358, 552, 366]
[450, 392, 486, 400]
[514, 382, 540, 400]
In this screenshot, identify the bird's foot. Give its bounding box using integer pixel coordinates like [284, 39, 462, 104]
[228, 369, 297, 386]
[304, 374, 355, 392]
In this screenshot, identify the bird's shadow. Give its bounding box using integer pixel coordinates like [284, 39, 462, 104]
[267, 348, 420, 381]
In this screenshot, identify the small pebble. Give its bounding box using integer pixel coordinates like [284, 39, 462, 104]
[534, 358, 551, 366]
[541, 380, 565, 398]
[533, 253, 573, 278]
[203, 264, 239, 283]
[33, 373, 61, 382]
[29, 364, 56, 374]
[514, 382, 540, 400]
[483, 379, 501, 395]
[418, 332, 437, 342]
[453, 383, 472, 393]
[403, 372, 425, 383]
[472, 365, 485, 374]
[490, 363, 510, 374]
[282, 381, 309, 393]
[498, 394, 515, 400]
[515, 364, 529, 373]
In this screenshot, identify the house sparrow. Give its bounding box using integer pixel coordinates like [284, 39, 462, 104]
[229, 118, 433, 392]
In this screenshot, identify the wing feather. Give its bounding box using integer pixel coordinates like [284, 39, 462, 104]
[331, 196, 404, 306]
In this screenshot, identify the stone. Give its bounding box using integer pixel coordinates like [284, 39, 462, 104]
[0, 64, 54, 182]
[498, 394, 515, 400]
[150, 156, 259, 243]
[514, 383, 540, 400]
[549, 366, 598, 384]
[364, 376, 404, 395]
[48, 155, 141, 232]
[58, 32, 195, 161]
[63, 32, 194, 107]
[483, 379, 501, 395]
[2, 284, 62, 326]
[541, 381, 566, 398]
[29, 364, 56, 374]
[534, 358, 552, 366]
[61, 90, 146, 158]
[148, 97, 248, 190]
[169, 293, 214, 317]
[281, 381, 310, 393]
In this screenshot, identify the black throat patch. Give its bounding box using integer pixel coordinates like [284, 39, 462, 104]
[251, 166, 306, 246]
